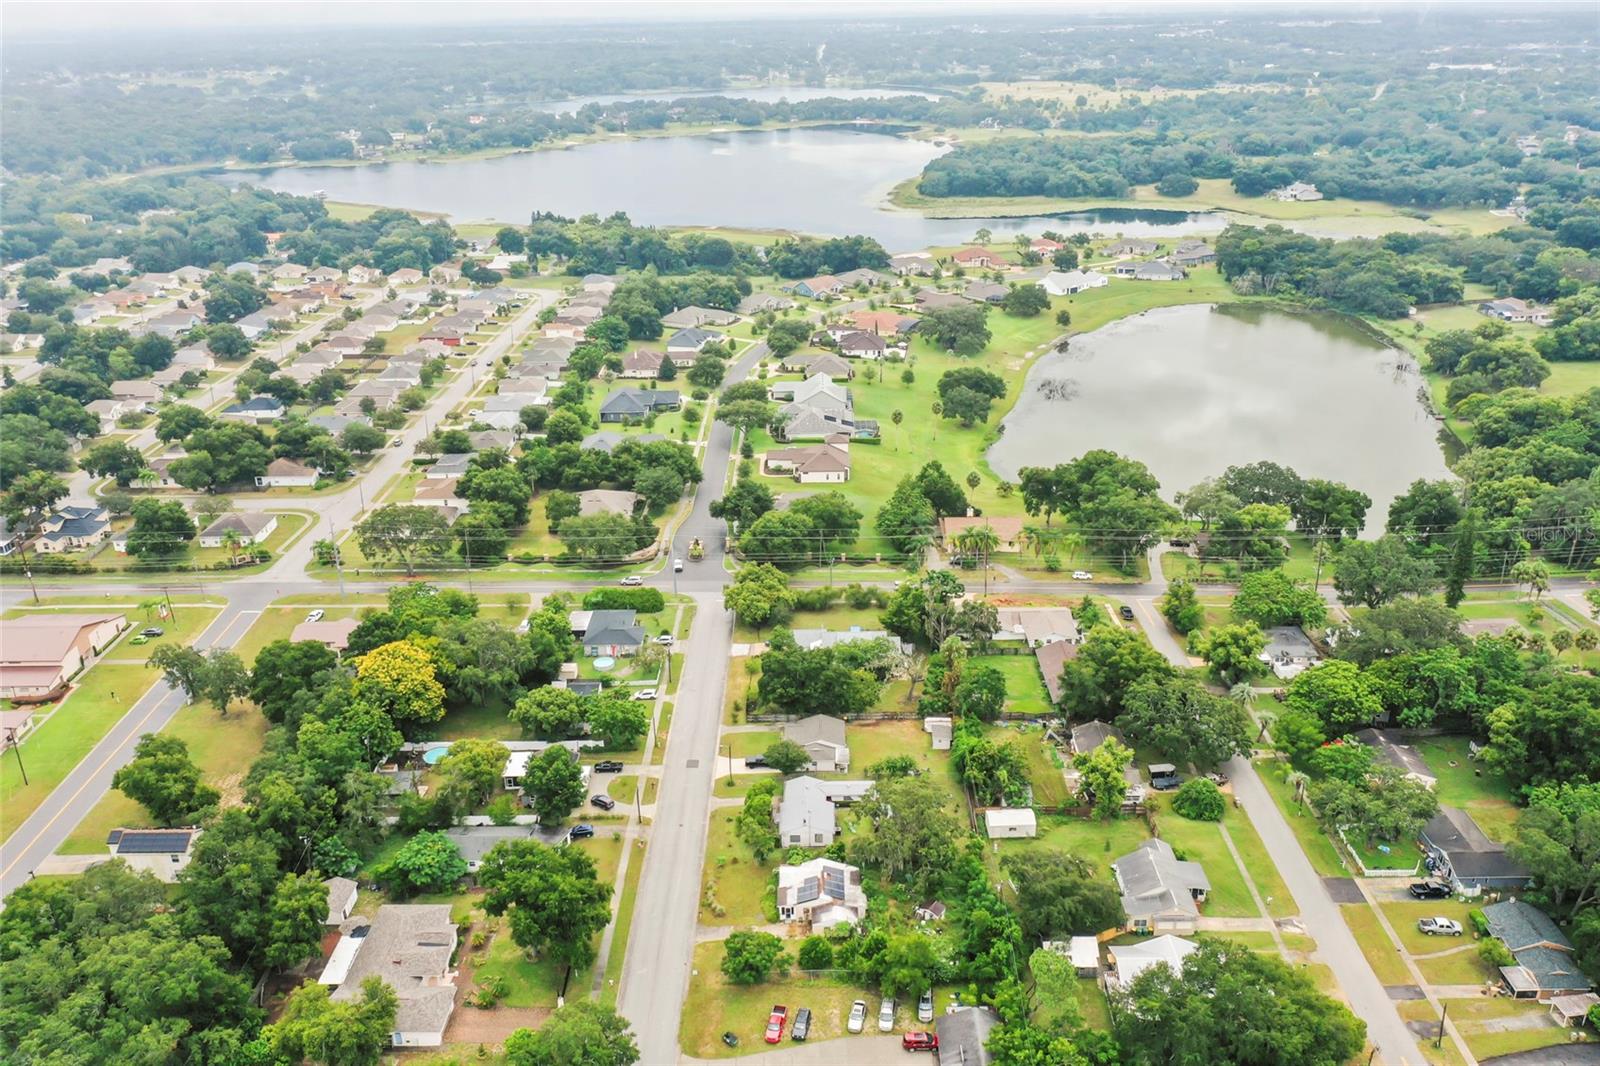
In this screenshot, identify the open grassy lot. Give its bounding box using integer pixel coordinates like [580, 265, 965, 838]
[1415, 946, 1498, 988]
[701, 808, 776, 925]
[841, 719, 966, 809]
[971, 653, 1052, 717]
[681, 940, 879, 1059]
[1411, 735, 1519, 844]
[1341, 903, 1416, 986]
[727, 730, 781, 760]
[1431, 997, 1571, 1061]
[724, 657, 761, 724]
[599, 834, 649, 1007]
[1002, 813, 1152, 879]
[1221, 805, 1296, 918]
[1378, 900, 1485, 956]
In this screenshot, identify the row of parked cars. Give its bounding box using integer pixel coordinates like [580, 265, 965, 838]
[752, 992, 938, 1048]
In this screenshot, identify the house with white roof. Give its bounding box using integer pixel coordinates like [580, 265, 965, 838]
[776, 857, 868, 931]
[773, 776, 875, 847]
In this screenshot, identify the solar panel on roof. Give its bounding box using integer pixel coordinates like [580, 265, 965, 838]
[114, 830, 192, 854]
[822, 869, 846, 900]
[795, 877, 821, 904]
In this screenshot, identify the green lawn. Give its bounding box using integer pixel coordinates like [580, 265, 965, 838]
[971, 653, 1053, 717]
[1378, 900, 1485, 957]
[1003, 813, 1152, 879]
[727, 730, 781, 759]
[1152, 800, 1259, 918]
[1410, 735, 1519, 844]
[840, 719, 966, 808]
[1254, 757, 1347, 878]
[1415, 947, 1498, 987]
[1220, 802, 1296, 918]
[701, 808, 776, 925]
[1341, 903, 1415, 986]
[599, 834, 649, 1007]
[1433, 997, 1571, 1061]
[731, 606, 885, 645]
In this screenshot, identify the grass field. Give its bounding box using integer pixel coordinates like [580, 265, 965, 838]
[701, 808, 776, 925]
[1411, 735, 1519, 844]
[681, 940, 877, 1058]
[1378, 900, 1484, 957]
[970, 653, 1053, 716]
[1003, 813, 1152, 879]
[1340, 904, 1415, 986]
[1254, 756, 1348, 878]
[1151, 800, 1260, 918]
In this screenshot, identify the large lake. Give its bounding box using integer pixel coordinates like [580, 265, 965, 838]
[986, 304, 1453, 536]
[217, 127, 1223, 248]
[526, 86, 943, 114]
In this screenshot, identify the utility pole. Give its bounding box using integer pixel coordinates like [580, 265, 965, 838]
[1435, 1002, 1448, 1049]
[5, 727, 27, 785]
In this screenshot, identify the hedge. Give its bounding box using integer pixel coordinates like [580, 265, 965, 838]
[581, 587, 666, 613]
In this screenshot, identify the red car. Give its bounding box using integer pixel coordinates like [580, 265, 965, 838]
[764, 1005, 788, 1044]
[903, 1032, 939, 1052]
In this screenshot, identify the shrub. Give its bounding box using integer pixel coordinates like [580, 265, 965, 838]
[797, 936, 835, 971]
[582, 587, 666, 613]
[722, 930, 788, 984]
[1478, 938, 1515, 968]
[1468, 909, 1489, 936]
[1172, 778, 1226, 821]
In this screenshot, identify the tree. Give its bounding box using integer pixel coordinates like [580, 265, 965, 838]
[710, 478, 774, 530]
[914, 460, 970, 517]
[480, 839, 613, 970]
[686, 353, 726, 389]
[1173, 778, 1226, 821]
[355, 504, 452, 576]
[355, 640, 446, 724]
[1284, 659, 1382, 733]
[147, 643, 209, 702]
[1157, 172, 1200, 197]
[201, 648, 250, 714]
[720, 930, 788, 984]
[955, 662, 1007, 721]
[504, 1001, 640, 1066]
[876, 476, 938, 556]
[1271, 709, 1327, 766]
[1074, 737, 1133, 819]
[1001, 283, 1050, 317]
[1310, 766, 1439, 851]
[1191, 623, 1267, 686]
[556, 512, 646, 562]
[1001, 849, 1125, 942]
[723, 562, 796, 631]
[264, 872, 334, 971]
[789, 491, 863, 553]
[879, 932, 943, 998]
[1329, 598, 1465, 667]
[849, 775, 962, 881]
[544, 408, 585, 444]
[1159, 579, 1205, 634]
[941, 384, 995, 427]
[1112, 938, 1365, 1066]
[1510, 558, 1551, 602]
[736, 778, 781, 860]
[264, 976, 398, 1066]
[248, 639, 339, 725]
[1332, 535, 1437, 608]
[512, 685, 587, 738]
[124, 498, 197, 558]
[589, 695, 650, 751]
[205, 323, 251, 360]
[112, 733, 219, 825]
[523, 745, 587, 822]
[1056, 626, 1173, 717]
[763, 738, 812, 774]
[1483, 675, 1600, 792]
[80, 440, 147, 486]
[339, 421, 387, 455]
[920, 303, 992, 355]
[1292, 478, 1371, 540]
[1121, 679, 1252, 769]
[437, 738, 511, 810]
[633, 466, 685, 514]
[375, 830, 467, 897]
[1230, 570, 1327, 628]
[764, 317, 812, 357]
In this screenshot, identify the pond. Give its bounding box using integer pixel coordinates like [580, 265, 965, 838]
[986, 304, 1453, 536]
[215, 127, 1224, 247]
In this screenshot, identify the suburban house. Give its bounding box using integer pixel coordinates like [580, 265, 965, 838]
[576, 489, 643, 517]
[964, 280, 1009, 304]
[198, 513, 278, 548]
[1116, 261, 1186, 282]
[774, 776, 875, 847]
[1482, 900, 1592, 1001]
[599, 388, 680, 422]
[620, 350, 666, 378]
[144, 309, 204, 338]
[784, 715, 851, 772]
[323, 877, 359, 925]
[444, 825, 537, 874]
[426, 453, 473, 479]
[951, 246, 996, 269]
[1168, 241, 1217, 266]
[937, 514, 1026, 554]
[1112, 838, 1211, 934]
[1104, 239, 1158, 257]
[1042, 269, 1110, 296]
[772, 374, 873, 441]
[1419, 807, 1530, 896]
[110, 379, 162, 406]
[569, 609, 646, 657]
[221, 395, 286, 423]
[290, 617, 362, 652]
[661, 305, 739, 329]
[835, 268, 888, 288]
[322, 904, 457, 1047]
[737, 293, 796, 314]
[582, 431, 660, 454]
[103, 828, 200, 883]
[936, 1008, 999, 1066]
[775, 857, 868, 931]
[984, 808, 1038, 838]
[87, 398, 133, 431]
[789, 626, 902, 653]
[1035, 639, 1080, 706]
[1109, 935, 1198, 988]
[389, 268, 426, 287]
[665, 327, 723, 357]
[1259, 626, 1321, 680]
[845, 310, 919, 336]
[1043, 936, 1102, 977]
[990, 606, 1080, 649]
[1478, 297, 1545, 323]
[255, 458, 319, 488]
[1031, 237, 1065, 255]
[0, 613, 126, 699]
[889, 254, 937, 277]
[763, 438, 851, 483]
[914, 288, 969, 312]
[477, 395, 531, 431]
[347, 265, 383, 284]
[924, 717, 953, 750]
[34, 504, 111, 554]
[414, 477, 470, 513]
[790, 275, 843, 299]
[778, 352, 854, 380]
[1272, 181, 1324, 201]
[836, 330, 888, 359]
[1350, 728, 1437, 787]
[501, 748, 594, 795]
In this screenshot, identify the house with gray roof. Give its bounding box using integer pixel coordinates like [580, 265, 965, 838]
[789, 626, 901, 653]
[325, 904, 457, 1047]
[737, 293, 795, 314]
[599, 388, 680, 423]
[964, 281, 1009, 303]
[774, 776, 875, 847]
[773, 374, 875, 441]
[1483, 900, 1592, 1000]
[1113, 838, 1211, 933]
[581, 431, 663, 454]
[665, 326, 723, 356]
[1420, 807, 1529, 896]
[444, 825, 537, 874]
[936, 1007, 999, 1066]
[323, 877, 358, 925]
[426, 453, 473, 479]
[784, 715, 851, 772]
[661, 305, 739, 330]
[569, 609, 645, 657]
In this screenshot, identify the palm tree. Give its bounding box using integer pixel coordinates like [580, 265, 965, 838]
[220, 530, 244, 566]
[134, 468, 159, 491]
[1285, 770, 1311, 808]
[1228, 682, 1255, 712]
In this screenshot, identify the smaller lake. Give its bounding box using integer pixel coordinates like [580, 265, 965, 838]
[217, 128, 1225, 247]
[986, 304, 1453, 537]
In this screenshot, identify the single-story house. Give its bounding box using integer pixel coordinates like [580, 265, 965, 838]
[1109, 934, 1198, 988]
[620, 350, 666, 379]
[1043, 936, 1102, 977]
[144, 309, 204, 338]
[221, 395, 286, 423]
[582, 431, 661, 454]
[1168, 242, 1217, 267]
[776, 857, 868, 931]
[788, 626, 901, 653]
[347, 265, 383, 285]
[1035, 640, 1079, 705]
[1124, 261, 1186, 282]
[790, 275, 843, 299]
[913, 288, 969, 312]
[1272, 181, 1323, 202]
[500, 749, 593, 795]
[0, 613, 127, 699]
[661, 305, 739, 330]
[87, 398, 132, 430]
[1420, 808, 1530, 897]
[477, 395, 531, 431]
[737, 293, 796, 314]
[665, 327, 723, 356]
[836, 330, 888, 359]
[198, 512, 278, 548]
[1113, 838, 1211, 934]
[1042, 269, 1110, 296]
[1103, 239, 1158, 258]
[424, 452, 473, 479]
[984, 808, 1038, 839]
[323, 877, 358, 924]
[599, 388, 680, 422]
[937, 514, 1026, 554]
[951, 247, 996, 268]
[255, 458, 318, 488]
[468, 430, 518, 452]
[444, 825, 537, 874]
[1350, 728, 1438, 787]
[784, 715, 851, 772]
[389, 268, 426, 287]
[576, 489, 642, 518]
[991, 606, 1080, 649]
[570, 609, 645, 657]
[964, 280, 1009, 304]
[1549, 993, 1600, 1028]
[110, 379, 162, 405]
[104, 828, 199, 883]
[835, 268, 888, 288]
[1259, 626, 1321, 680]
[1031, 237, 1065, 254]
[763, 438, 851, 483]
[324, 904, 457, 1047]
[936, 1008, 999, 1066]
[290, 618, 362, 652]
[413, 477, 470, 512]
[1483, 900, 1592, 1001]
[889, 253, 936, 276]
[914, 900, 948, 922]
[845, 310, 919, 337]
[33, 504, 111, 554]
[774, 776, 875, 847]
[778, 353, 854, 380]
[1478, 297, 1535, 322]
[924, 716, 952, 750]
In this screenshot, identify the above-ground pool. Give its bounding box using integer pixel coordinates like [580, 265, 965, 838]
[592, 656, 616, 671]
[421, 745, 451, 765]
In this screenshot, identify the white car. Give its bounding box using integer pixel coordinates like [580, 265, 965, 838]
[654, 634, 674, 645]
[619, 575, 644, 587]
[305, 609, 325, 623]
[918, 990, 934, 1023]
[1418, 917, 1464, 936]
[1072, 570, 1093, 581]
[878, 998, 895, 1033]
[846, 1000, 868, 1034]
[673, 558, 684, 572]
[632, 689, 657, 702]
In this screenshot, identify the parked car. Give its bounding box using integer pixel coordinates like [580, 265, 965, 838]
[1418, 917, 1463, 936]
[721, 1032, 738, 1048]
[878, 998, 896, 1032]
[1119, 604, 1136, 621]
[791, 1007, 811, 1042]
[654, 634, 674, 645]
[128, 634, 150, 645]
[744, 755, 769, 769]
[1409, 881, 1451, 900]
[632, 688, 657, 701]
[305, 609, 324, 623]
[1149, 763, 1182, 790]
[591, 794, 616, 811]
[568, 825, 596, 840]
[918, 990, 934, 1023]
[1072, 570, 1093, 580]
[765, 1005, 787, 1044]
[620, 575, 644, 587]
[592, 760, 624, 773]
[847, 1000, 868, 1034]
[673, 558, 684, 572]
[902, 1032, 939, 1053]
[140, 627, 164, 638]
